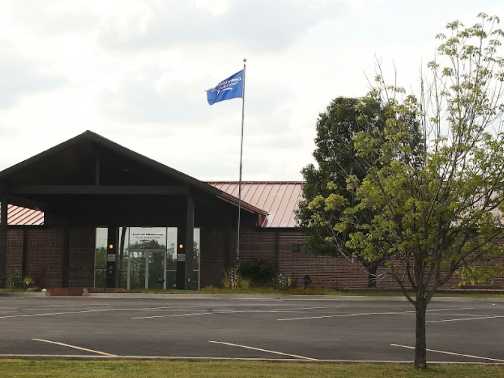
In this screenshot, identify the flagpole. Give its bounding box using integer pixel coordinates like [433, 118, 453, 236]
[236, 58, 246, 281]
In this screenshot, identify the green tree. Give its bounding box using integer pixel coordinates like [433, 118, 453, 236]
[341, 14, 504, 368]
[298, 95, 411, 287]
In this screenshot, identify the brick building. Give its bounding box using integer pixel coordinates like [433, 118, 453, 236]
[1, 131, 503, 290]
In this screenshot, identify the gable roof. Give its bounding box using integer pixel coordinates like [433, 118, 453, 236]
[209, 181, 303, 228]
[0, 130, 267, 217]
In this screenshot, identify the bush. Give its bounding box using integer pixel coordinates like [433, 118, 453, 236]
[6, 272, 23, 289]
[275, 273, 289, 290]
[23, 276, 34, 289]
[239, 278, 251, 289]
[239, 259, 274, 287]
[457, 266, 504, 288]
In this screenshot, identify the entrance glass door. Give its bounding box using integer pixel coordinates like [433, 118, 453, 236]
[165, 228, 177, 289]
[94, 226, 200, 290]
[94, 227, 108, 288]
[127, 227, 168, 290]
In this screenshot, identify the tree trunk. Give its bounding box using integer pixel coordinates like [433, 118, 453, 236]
[367, 263, 378, 288]
[415, 301, 427, 369]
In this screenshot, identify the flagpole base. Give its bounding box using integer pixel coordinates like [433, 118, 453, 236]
[229, 263, 240, 289]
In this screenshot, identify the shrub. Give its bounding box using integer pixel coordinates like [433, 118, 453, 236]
[239, 278, 251, 289]
[6, 272, 23, 289]
[239, 259, 274, 287]
[275, 273, 289, 290]
[23, 276, 34, 289]
[457, 266, 504, 288]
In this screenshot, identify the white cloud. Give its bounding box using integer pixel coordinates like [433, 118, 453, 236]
[0, 0, 503, 180]
[98, 0, 343, 51]
[0, 44, 65, 108]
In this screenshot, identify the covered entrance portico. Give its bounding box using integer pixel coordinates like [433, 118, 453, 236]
[0, 131, 266, 289]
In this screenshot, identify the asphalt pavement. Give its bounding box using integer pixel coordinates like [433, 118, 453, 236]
[0, 295, 503, 362]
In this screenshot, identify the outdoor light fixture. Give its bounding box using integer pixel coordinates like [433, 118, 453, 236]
[108, 244, 114, 250]
[179, 244, 184, 249]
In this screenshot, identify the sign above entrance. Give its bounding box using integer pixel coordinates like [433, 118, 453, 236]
[129, 228, 166, 250]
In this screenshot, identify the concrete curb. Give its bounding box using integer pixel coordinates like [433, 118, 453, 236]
[2, 291, 504, 302]
[0, 354, 503, 365]
[0, 292, 46, 298]
[86, 293, 407, 300]
[84, 292, 504, 302]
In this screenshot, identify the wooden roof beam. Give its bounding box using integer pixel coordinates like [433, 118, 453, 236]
[10, 185, 189, 196]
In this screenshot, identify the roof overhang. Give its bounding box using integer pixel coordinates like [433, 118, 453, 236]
[0, 131, 268, 219]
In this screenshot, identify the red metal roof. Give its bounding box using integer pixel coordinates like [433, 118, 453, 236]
[209, 181, 303, 228]
[7, 205, 44, 226]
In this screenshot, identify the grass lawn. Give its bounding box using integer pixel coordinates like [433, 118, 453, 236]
[0, 360, 503, 378]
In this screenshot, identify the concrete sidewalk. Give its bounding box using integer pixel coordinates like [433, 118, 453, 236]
[86, 292, 504, 302]
[0, 291, 45, 298]
[3, 291, 504, 302]
[2, 289, 504, 302]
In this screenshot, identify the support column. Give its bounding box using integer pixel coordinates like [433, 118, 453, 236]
[184, 196, 194, 289]
[0, 199, 7, 288]
[62, 225, 70, 287]
[106, 226, 118, 288]
[176, 226, 185, 289]
[22, 229, 28, 279]
[117, 227, 126, 289]
[274, 230, 280, 275]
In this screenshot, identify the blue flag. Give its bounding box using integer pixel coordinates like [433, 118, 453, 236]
[206, 70, 244, 105]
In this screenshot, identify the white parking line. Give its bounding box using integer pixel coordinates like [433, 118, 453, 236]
[277, 307, 476, 321]
[278, 311, 405, 321]
[132, 306, 329, 320]
[428, 315, 504, 323]
[0, 306, 195, 320]
[32, 339, 117, 357]
[133, 312, 215, 319]
[208, 340, 318, 361]
[208, 306, 328, 314]
[429, 313, 495, 317]
[0, 309, 113, 319]
[27, 303, 114, 308]
[390, 343, 504, 363]
[0, 305, 328, 321]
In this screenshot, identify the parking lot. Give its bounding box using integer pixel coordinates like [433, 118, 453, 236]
[0, 295, 503, 363]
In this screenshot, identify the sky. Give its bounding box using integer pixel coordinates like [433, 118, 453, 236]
[1, 0, 503, 181]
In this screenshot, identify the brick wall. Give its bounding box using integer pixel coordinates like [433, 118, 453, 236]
[25, 227, 65, 288]
[493, 257, 504, 287]
[68, 227, 95, 287]
[240, 229, 369, 288]
[7, 230, 23, 276]
[373, 255, 504, 290]
[279, 251, 369, 289]
[6, 229, 23, 279]
[200, 226, 234, 287]
[239, 228, 504, 290]
[6, 225, 504, 290]
[6, 226, 95, 288]
[240, 229, 277, 266]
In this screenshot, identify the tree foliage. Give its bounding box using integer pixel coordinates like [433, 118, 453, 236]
[340, 13, 504, 368]
[297, 96, 389, 286]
